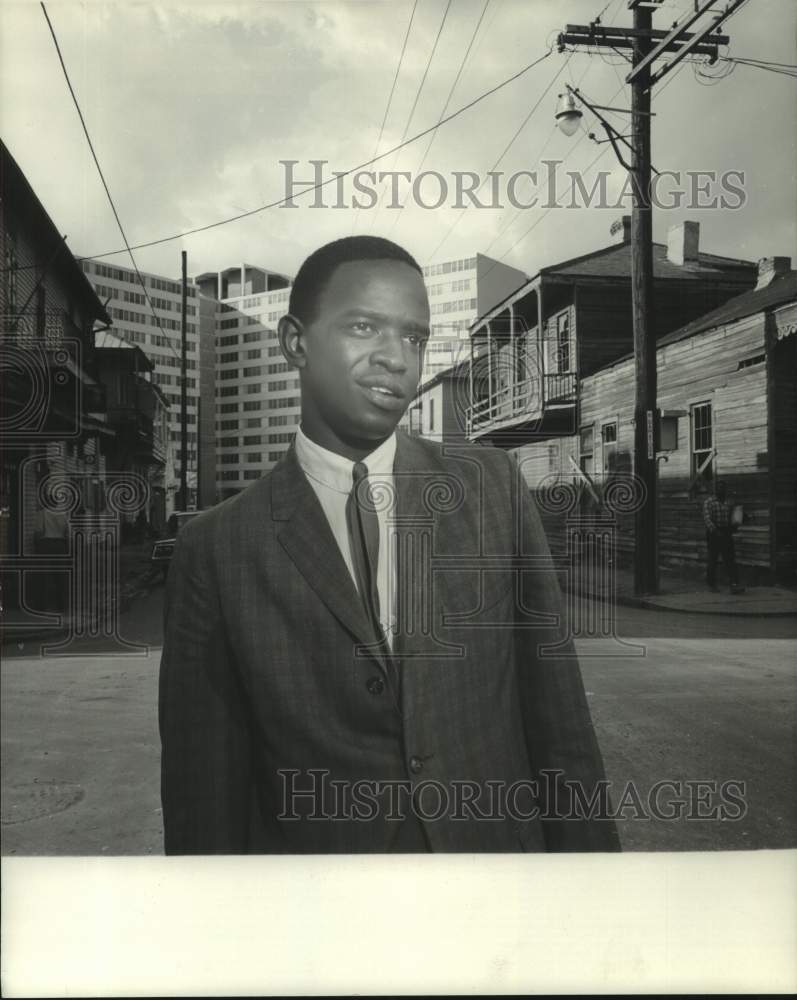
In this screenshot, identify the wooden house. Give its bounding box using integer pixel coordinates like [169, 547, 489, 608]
[465, 218, 756, 448]
[513, 257, 796, 583]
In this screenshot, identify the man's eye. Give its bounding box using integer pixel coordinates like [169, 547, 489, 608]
[350, 321, 377, 335]
[406, 334, 428, 347]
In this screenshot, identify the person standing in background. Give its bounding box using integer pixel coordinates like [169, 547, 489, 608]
[703, 479, 745, 594]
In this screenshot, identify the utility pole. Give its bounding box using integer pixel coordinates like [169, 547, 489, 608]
[630, 1, 657, 596]
[557, 1, 744, 595]
[180, 250, 188, 512]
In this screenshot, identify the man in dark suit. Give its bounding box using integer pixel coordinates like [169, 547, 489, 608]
[159, 235, 619, 854]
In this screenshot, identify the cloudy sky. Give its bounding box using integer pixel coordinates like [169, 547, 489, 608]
[2, 0, 795, 283]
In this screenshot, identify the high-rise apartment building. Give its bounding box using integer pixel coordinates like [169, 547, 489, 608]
[80, 258, 214, 511]
[420, 253, 528, 379]
[195, 265, 294, 501]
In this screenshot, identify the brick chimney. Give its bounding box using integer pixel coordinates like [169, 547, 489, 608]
[755, 256, 792, 290]
[610, 215, 631, 243]
[667, 221, 700, 265]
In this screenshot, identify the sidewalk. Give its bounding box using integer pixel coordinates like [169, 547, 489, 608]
[565, 563, 797, 617]
[1, 539, 159, 644]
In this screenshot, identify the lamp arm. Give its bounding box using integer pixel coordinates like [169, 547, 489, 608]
[602, 122, 635, 172]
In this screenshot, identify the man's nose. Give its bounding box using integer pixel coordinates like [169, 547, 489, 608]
[371, 334, 408, 373]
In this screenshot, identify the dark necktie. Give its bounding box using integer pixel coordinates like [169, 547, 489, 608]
[346, 461, 384, 647]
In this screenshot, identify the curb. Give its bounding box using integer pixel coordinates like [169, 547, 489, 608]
[564, 585, 797, 619]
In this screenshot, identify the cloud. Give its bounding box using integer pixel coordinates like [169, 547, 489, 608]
[1, 0, 794, 283]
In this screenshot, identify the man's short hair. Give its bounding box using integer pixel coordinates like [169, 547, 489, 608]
[288, 235, 423, 325]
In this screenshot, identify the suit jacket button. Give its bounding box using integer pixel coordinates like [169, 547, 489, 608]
[409, 755, 424, 774]
[366, 676, 384, 695]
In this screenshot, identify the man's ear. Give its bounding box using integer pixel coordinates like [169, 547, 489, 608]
[278, 314, 307, 370]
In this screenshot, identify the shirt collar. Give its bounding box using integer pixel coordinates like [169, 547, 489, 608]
[295, 424, 396, 494]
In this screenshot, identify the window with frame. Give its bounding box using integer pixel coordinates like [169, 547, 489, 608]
[691, 401, 713, 481]
[556, 311, 571, 374]
[601, 421, 618, 474]
[579, 424, 594, 475]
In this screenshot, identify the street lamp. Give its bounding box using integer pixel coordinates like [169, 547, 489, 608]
[554, 90, 583, 136]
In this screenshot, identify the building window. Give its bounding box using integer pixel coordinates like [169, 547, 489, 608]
[268, 450, 285, 461]
[428, 398, 435, 432]
[243, 470, 260, 480]
[601, 421, 617, 475]
[245, 349, 261, 360]
[691, 401, 713, 481]
[219, 419, 238, 430]
[219, 403, 238, 414]
[245, 384, 260, 394]
[243, 435, 262, 445]
[246, 417, 262, 428]
[579, 425, 594, 476]
[556, 311, 571, 374]
[243, 365, 262, 377]
[220, 436, 238, 448]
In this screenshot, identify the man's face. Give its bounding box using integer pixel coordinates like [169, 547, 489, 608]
[295, 258, 430, 455]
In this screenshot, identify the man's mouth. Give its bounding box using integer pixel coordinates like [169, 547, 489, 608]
[357, 380, 407, 410]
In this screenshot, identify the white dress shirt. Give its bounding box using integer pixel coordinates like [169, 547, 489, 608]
[294, 425, 397, 649]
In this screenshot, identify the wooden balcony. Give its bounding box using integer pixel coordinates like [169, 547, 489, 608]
[466, 363, 577, 445]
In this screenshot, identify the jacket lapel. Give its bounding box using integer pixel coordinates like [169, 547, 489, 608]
[271, 443, 390, 672]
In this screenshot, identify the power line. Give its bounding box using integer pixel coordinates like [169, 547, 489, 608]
[369, 0, 454, 229]
[351, 0, 419, 234]
[426, 54, 568, 260]
[482, 54, 596, 256]
[72, 47, 555, 264]
[39, 2, 182, 362]
[387, 0, 492, 237]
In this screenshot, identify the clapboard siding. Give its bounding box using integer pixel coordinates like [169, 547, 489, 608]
[510, 304, 791, 576]
[771, 302, 797, 579]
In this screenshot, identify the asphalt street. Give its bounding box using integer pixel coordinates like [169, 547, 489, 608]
[2, 584, 796, 854]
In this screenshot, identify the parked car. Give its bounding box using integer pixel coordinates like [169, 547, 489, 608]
[150, 510, 201, 579]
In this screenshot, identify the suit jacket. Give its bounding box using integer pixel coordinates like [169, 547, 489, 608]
[159, 430, 620, 854]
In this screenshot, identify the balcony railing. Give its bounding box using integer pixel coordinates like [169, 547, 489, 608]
[466, 370, 577, 438]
